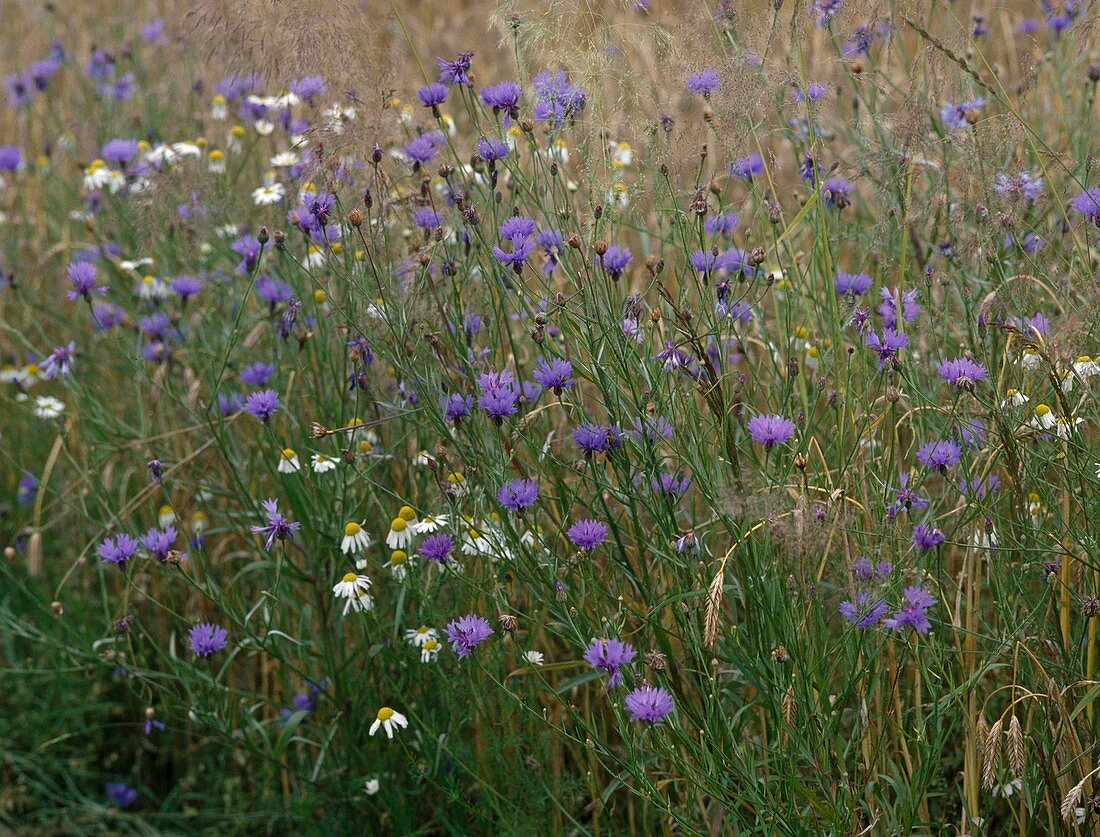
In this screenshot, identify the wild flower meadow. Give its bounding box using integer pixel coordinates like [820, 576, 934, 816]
[2, 0, 1100, 832]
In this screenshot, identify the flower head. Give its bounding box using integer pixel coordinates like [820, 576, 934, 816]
[250, 498, 301, 549]
[686, 69, 720, 96]
[497, 478, 539, 512]
[623, 685, 674, 723]
[938, 357, 988, 388]
[916, 439, 962, 472]
[188, 622, 228, 657]
[444, 614, 494, 658]
[748, 414, 796, 450]
[67, 262, 108, 301]
[567, 519, 608, 550]
[369, 706, 409, 738]
[884, 586, 936, 633]
[584, 638, 636, 687]
[244, 389, 280, 422]
[1071, 187, 1100, 223]
[99, 533, 139, 565]
[532, 357, 574, 394]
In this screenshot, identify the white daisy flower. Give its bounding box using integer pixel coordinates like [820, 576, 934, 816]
[171, 141, 202, 158]
[33, 396, 65, 419]
[277, 448, 301, 473]
[117, 258, 153, 273]
[303, 244, 325, 269]
[420, 638, 442, 663]
[226, 127, 244, 153]
[253, 182, 285, 206]
[385, 516, 414, 550]
[136, 274, 169, 300]
[363, 779, 380, 796]
[405, 626, 437, 647]
[271, 150, 299, 168]
[523, 650, 545, 666]
[158, 505, 177, 528]
[1055, 415, 1084, 439]
[1019, 348, 1041, 371]
[1029, 404, 1057, 430]
[414, 514, 449, 535]
[311, 454, 337, 473]
[331, 571, 373, 616]
[386, 549, 412, 581]
[210, 95, 228, 120]
[461, 524, 490, 556]
[190, 511, 208, 535]
[341, 521, 372, 554]
[609, 140, 633, 168]
[368, 706, 408, 739]
[207, 150, 226, 173]
[412, 450, 435, 467]
[146, 144, 177, 165]
[82, 160, 115, 191]
[1000, 388, 1029, 408]
[254, 119, 276, 136]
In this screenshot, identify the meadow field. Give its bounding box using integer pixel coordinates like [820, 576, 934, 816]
[1, 0, 1099, 833]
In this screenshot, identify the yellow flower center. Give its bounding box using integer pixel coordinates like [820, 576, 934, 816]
[313, 289, 326, 304]
[391, 518, 407, 532]
[342, 572, 357, 583]
[447, 472, 465, 484]
[359, 440, 373, 453]
[377, 707, 394, 721]
[231, 125, 245, 137]
[1078, 355, 1092, 363]
[1006, 388, 1018, 397]
[423, 639, 439, 651]
[159, 505, 172, 516]
[390, 550, 407, 565]
[345, 522, 361, 536]
[399, 506, 416, 522]
[209, 149, 224, 161]
[1034, 404, 1051, 416]
[282, 448, 296, 459]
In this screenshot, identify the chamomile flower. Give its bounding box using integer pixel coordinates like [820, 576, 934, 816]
[277, 448, 301, 473]
[610, 140, 633, 168]
[386, 549, 412, 580]
[446, 471, 467, 496]
[190, 510, 208, 536]
[1030, 404, 1056, 430]
[461, 523, 490, 556]
[254, 119, 275, 136]
[405, 626, 438, 647]
[1019, 347, 1041, 371]
[136, 274, 169, 300]
[303, 244, 325, 270]
[386, 516, 414, 550]
[363, 779, 380, 796]
[523, 650, 545, 666]
[270, 151, 299, 168]
[1028, 492, 1043, 527]
[414, 513, 449, 534]
[368, 706, 408, 739]
[412, 450, 434, 467]
[207, 149, 226, 173]
[332, 571, 373, 615]
[341, 521, 372, 554]
[420, 637, 441, 663]
[1055, 415, 1084, 439]
[158, 505, 177, 527]
[210, 94, 228, 120]
[33, 395, 65, 419]
[1062, 355, 1100, 392]
[1001, 388, 1029, 408]
[310, 453, 337, 473]
[253, 181, 285, 206]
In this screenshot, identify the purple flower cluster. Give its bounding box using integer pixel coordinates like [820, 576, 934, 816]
[623, 685, 674, 723]
[188, 622, 229, 657]
[497, 479, 539, 512]
[584, 639, 636, 687]
[445, 614, 494, 658]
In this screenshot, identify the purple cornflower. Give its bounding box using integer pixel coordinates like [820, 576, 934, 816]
[403, 132, 445, 166]
[492, 235, 536, 272]
[438, 51, 474, 87]
[5, 72, 34, 108]
[477, 375, 520, 424]
[839, 592, 888, 627]
[1071, 187, 1100, 224]
[623, 685, 674, 723]
[813, 0, 845, 27]
[835, 272, 873, 296]
[916, 439, 962, 472]
[476, 137, 509, 162]
[686, 69, 720, 96]
[536, 228, 565, 274]
[169, 275, 203, 300]
[938, 357, 988, 388]
[573, 423, 622, 456]
[822, 176, 854, 209]
[99, 534, 140, 565]
[940, 99, 985, 131]
[878, 287, 921, 329]
[218, 392, 245, 416]
[748, 414, 796, 450]
[441, 392, 473, 425]
[188, 622, 229, 657]
[691, 250, 719, 275]
[583, 638, 636, 687]
[532, 70, 586, 127]
[497, 479, 539, 512]
[290, 75, 325, 101]
[0, 145, 22, 171]
[704, 212, 740, 236]
[532, 357, 574, 394]
[912, 523, 945, 550]
[139, 312, 173, 340]
[239, 362, 275, 387]
[480, 81, 522, 122]
[16, 472, 37, 508]
[567, 519, 608, 550]
[853, 557, 893, 582]
[255, 275, 294, 306]
[1024, 311, 1051, 335]
[886, 472, 928, 520]
[105, 782, 138, 808]
[598, 245, 632, 281]
[419, 533, 454, 564]
[655, 340, 695, 376]
[444, 614, 494, 659]
[417, 82, 448, 108]
[244, 390, 280, 422]
[651, 472, 691, 496]
[230, 235, 262, 275]
[630, 415, 674, 441]
[147, 459, 163, 484]
[66, 262, 108, 301]
[40, 341, 76, 378]
[413, 208, 444, 230]
[500, 217, 537, 239]
[250, 498, 300, 550]
[958, 418, 986, 449]
[101, 139, 139, 167]
[993, 171, 1044, 202]
[884, 587, 936, 633]
[729, 154, 765, 181]
[140, 526, 177, 561]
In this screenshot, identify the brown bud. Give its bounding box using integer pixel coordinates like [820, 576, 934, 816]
[1084, 597, 1100, 618]
[750, 247, 766, 267]
[438, 162, 454, 178]
[567, 232, 581, 249]
[702, 105, 714, 122]
[886, 386, 901, 403]
[499, 613, 519, 632]
[709, 179, 722, 195]
[257, 226, 269, 245]
[964, 107, 981, 125]
[793, 453, 808, 471]
[850, 60, 863, 74]
[645, 650, 667, 672]
[272, 229, 286, 248]
[1090, 63, 1100, 84]
[348, 208, 363, 227]
[772, 645, 789, 664]
[51, 600, 63, 616]
[593, 239, 609, 256]
[644, 254, 657, 271]
[520, 118, 534, 134]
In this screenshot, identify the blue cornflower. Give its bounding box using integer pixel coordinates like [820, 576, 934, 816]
[497, 479, 539, 512]
[250, 498, 300, 550]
